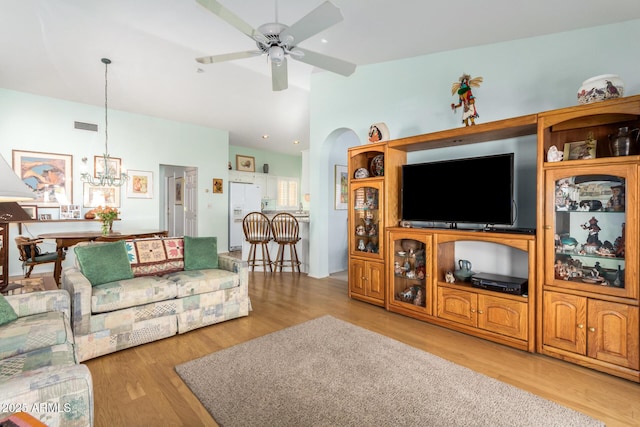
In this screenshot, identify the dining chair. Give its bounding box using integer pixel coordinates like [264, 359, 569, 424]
[270, 212, 301, 273]
[242, 212, 273, 272]
[14, 236, 62, 278]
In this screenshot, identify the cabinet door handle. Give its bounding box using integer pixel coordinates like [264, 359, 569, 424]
[577, 324, 584, 329]
[588, 327, 596, 332]
[470, 309, 476, 313]
[544, 225, 552, 230]
[477, 310, 484, 314]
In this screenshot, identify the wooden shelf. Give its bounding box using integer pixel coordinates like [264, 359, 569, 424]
[387, 114, 538, 152]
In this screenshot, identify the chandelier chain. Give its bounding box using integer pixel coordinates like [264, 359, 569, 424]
[81, 57, 128, 187]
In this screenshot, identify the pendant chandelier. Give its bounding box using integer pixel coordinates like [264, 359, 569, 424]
[81, 58, 128, 187]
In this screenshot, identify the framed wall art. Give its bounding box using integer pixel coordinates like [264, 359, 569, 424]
[236, 155, 255, 172]
[60, 204, 81, 219]
[127, 170, 153, 199]
[213, 178, 223, 194]
[563, 140, 597, 161]
[83, 183, 120, 208]
[20, 205, 38, 220]
[94, 155, 121, 178]
[12, 150, 73, 206]
[175, 177, 184, 205]
[334, 165, 348, 210]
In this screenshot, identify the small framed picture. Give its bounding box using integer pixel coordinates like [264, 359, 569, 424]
[334, 165, 348, 210]
[39, 213, 52, 221]
[94, 156, 121, 178]
[236, 155, 255, 172]
[563, 140, 597, 161]
[213, 178, 223, 194]
[83, 183, 121, 208]
[127, 170, 153, 199]
[21, 205, 38, 220]
[175, 177, 184, 205]
[60, 204, 82, 219]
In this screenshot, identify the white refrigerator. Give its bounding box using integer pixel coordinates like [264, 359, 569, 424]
[229, 182, 262, 251]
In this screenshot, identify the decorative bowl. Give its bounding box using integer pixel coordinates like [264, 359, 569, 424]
[453, 269, 475, 282]
[401, 239, 420, 252]
[577, 74, 624, 105]
[369, 154, 384, 177]
[354, 168, 369, 179]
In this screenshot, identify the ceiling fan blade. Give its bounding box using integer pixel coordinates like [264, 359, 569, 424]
[196, 50, 263, 64]
[196, 0, 265, 41]
[279, 1, 343, 45]
[271, 58, 288, 91]
[290, 47, 356, 76]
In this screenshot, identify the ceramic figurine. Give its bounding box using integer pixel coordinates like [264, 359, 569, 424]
[365, 241, 377, 253]
[547, 145, 563, 162]
[445, 271, 455, 283]
[357, 239, 366, 251]
[451, 73, 483, 126]
[607, 185, 625, 211]
[581, 217, 602, 245]
[413, 287, 424, 306]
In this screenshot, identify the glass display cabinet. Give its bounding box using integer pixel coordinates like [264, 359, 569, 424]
[545, 167, 634, 299]
[348, 142, 393, 307]
[538, 95, 640, 381]
[350, 183, 382, 257]
[387, 230, 432, 316]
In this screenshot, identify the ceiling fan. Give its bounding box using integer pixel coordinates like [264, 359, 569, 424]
[195, 0, 356, 91]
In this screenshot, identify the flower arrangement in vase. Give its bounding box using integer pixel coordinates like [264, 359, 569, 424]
[94, 206, 119, 235]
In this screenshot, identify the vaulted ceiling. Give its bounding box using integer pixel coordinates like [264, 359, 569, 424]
[2, 0, 639, 155]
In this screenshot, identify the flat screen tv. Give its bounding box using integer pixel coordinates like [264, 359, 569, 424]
[401, 153, 514, 226]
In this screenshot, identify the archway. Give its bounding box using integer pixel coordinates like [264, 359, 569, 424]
[309, 127, 361, 278]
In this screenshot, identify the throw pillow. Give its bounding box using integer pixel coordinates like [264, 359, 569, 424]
[0, 294, 18, 326]
[75, 240, 134, 286]
[184, 236, 218, 271]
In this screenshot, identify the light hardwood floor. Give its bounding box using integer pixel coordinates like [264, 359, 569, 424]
[38, 272, 640, 426]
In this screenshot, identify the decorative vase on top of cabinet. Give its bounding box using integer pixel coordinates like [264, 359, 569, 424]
[537, 95, 640, 382]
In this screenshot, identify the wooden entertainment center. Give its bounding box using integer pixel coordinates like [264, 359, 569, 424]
[348, 95, 640, 381]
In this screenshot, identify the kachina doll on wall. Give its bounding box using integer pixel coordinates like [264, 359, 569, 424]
[451, 73, 483, 126]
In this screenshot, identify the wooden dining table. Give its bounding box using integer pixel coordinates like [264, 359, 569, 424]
[37, 230, 168, 285]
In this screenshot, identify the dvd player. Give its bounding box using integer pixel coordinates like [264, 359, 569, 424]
[471, 272, 528, 296]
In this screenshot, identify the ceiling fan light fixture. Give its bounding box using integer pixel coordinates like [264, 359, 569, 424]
[269, 45, 285, 64]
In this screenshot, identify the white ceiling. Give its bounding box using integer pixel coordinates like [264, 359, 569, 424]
[2, 0, 640, 156]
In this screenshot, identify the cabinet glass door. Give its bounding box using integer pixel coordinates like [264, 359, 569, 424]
[391, 238, 428, 310]
[547, 166, 637, 298]
[351, 184, 382, 258]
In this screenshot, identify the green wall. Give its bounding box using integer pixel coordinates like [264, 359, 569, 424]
[229, 145, 301, 178]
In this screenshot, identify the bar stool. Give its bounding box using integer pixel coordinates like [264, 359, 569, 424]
[242, 212, 273, 272]
[270, 212, 301, 273]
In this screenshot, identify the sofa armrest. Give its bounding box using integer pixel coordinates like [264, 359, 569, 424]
[0, 364, 94, 427]
[218, 254, 248, 288]
[61, 267, 93, 336]
[5, 290, 70, 320]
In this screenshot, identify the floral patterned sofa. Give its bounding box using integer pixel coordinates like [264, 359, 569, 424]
[61, 236, 250, 362]
[0, 290, 94, 426]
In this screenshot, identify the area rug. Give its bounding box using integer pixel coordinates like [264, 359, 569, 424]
[175, 315, 603, 427]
